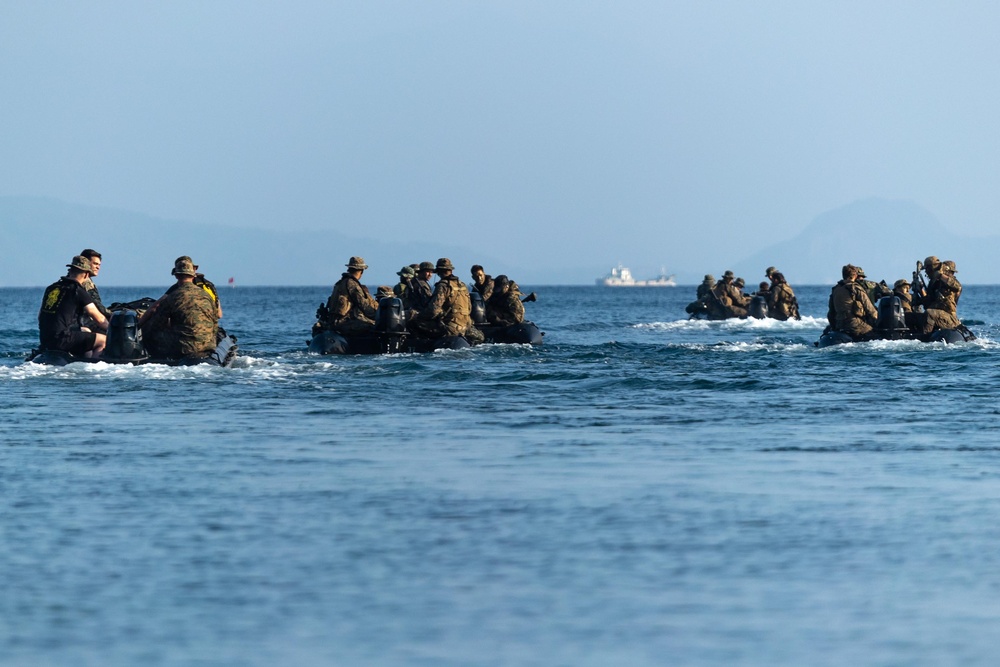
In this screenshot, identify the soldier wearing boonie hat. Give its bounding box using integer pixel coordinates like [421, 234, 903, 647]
[708, 270, 750, 319]
[410, 258, 480, 342]
[37, 255, 109, 357]
[409, 262, 436, 311]
[139, 256, 219, 359]
[320, 256, 379, 336]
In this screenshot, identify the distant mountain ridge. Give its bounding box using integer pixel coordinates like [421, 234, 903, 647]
[0, 196, 516, 287]
[731, 198, 997, 285]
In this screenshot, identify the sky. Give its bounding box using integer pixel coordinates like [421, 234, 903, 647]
[2, 1, 999, 280]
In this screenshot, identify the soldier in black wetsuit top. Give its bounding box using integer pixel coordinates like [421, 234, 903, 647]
[38, 255, 109, 357]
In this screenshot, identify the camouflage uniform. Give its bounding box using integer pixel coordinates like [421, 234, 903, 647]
[696, 275, 715, 301]
[892, 280, 913, 313]
[709, 273, 749, 319]
[920, 266, 962, 333]
[766, 274, 800, 321]
[327, 273, 378, 335]
[829, 279, 878, 339]
[412, 274, 473, 337]
[143, 282, 219, 358]
[486, 278, 525, 326]
[394, 266, 415, 303]
[472, 274, 494, 301]
[409, 278, 434, 310]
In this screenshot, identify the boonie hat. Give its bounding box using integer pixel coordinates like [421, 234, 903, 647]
[418, 261, 435, 272]
[397, 265, 416, 278]
[924, 255, 941, 270]
[172, 257, 197, 277]
[942, 260, 957, 273]
[346, 256, 368, 270]
[434, 258, 454, 272]
[893, 279, 910, 289]
[67, 255, 92, 273]
[704, 274, 714, 281]
[723, 270, 735, 279]
[765, 266, 777, 277]
[375, 285, 394, 299]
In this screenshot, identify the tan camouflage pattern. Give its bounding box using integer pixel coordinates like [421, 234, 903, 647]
[920, 272, 962, 334]
[327, 274, 378, 330]
[416, 274, 472, 335]
[486, 286, 525, 326]
[709, 280, 749, 318]
[144, 282, 219, 358]
[767, 282, 798, 321]
[829, 280, 878, 338]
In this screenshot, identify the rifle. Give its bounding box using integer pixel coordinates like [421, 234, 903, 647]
[911, 261, 928, 309]
[521, 292, 537, 303]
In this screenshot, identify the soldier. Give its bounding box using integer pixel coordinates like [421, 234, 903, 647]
[754, 281, 770, 297]
[140, 257, 218, 358]
[485, 274, 525, 326]
[470, 265, 494, 301]
[324, 256, 379, 336]
[767, 271, 800, 321]
[696, 274, 715, 301]
[79, 249, 111, 322]
[38, 255, 109, 357]
[709, 270, 750, 319]
[734, 277, 746, 294]
[920, 259, 962, 334]
[410, 258, 477, 340]
[892, 279, 913, 313]
[166, 256, 223, 319]
[394, 266, 415, 304]
[828, 264, 878, 340]
[765, 266, 778, 281]
[409, 261, 436, 311]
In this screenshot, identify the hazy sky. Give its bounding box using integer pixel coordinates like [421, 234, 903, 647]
[3, 1, 999, 278]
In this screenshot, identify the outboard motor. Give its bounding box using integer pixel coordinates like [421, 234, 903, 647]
[470, 291, 487, 326]
[875, 296, 908, 337]
[375, 297, 406, 334]
[747, 295, 769, 319]
[103, 310, 149, 362]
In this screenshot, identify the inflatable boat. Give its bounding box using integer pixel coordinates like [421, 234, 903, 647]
[27, 298, 239, 367]
[307, 294, 543, 355]
[816, 295, 975, 347]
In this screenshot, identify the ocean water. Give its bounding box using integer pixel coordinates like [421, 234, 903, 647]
[3, 283, 1000, 666]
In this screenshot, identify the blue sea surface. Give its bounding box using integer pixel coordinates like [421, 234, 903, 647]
[3, 284, 1000, 666]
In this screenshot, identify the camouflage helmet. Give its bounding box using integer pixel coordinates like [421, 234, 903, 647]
[765, 266, 777, 277]
[924, 255, 941, 271]
[942, 260, 957, 273]
[171, 257, 197, 277]
[397, 265, 416, 278]
[418, 261, 435, 272]
[893, 279, 910, 290]
[723, 270, 735, 279]
[703, 274, 714, 282]
[66, 255, 92, 273]
[346, 256, 368, 270]
[435, 257, 454, 272]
